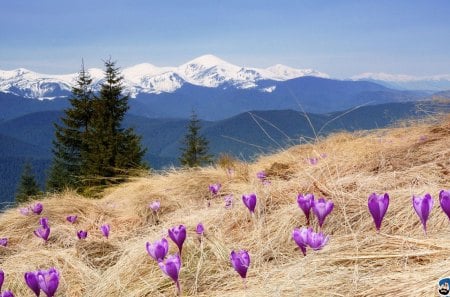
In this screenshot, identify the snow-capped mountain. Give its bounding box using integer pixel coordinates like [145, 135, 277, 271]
[0, 55, 329, 100]
[352, 72, 450, 91]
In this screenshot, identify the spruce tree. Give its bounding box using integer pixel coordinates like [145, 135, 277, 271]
[179, 111, 212, 167]
[47, 61, 93, 191]
[16, 162, 41, 203]
[83, 59, 146, 181]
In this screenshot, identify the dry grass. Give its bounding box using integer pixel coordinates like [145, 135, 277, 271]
[0, 115, 449, 296]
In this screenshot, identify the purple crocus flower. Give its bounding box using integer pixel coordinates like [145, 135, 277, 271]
[149, 200, 160, 212]
[24, 271, 40, 297]
[224, 194, 234, 209]
[39, 217, 49, 229]
[146, 238, 169, 262]
[0, 238, 7, 247]
[308, 158, 318, 165]
[292, 227, 310, 256]
[66, 215, 77, 224]
[0, 269, 4, 291]
[368, 193, 390, 231]
[36, 268, 59, 297]
[77, 230, 88, 240]
[297, 193, 314, 225]
[196, 223, 204, 236]
[209, 183, 221, 196]
[307, 230, 330, 250]
[168, 225, 186, 254]
[412, 194, 434, 234]
[242, 193, 257, 214]
[311, 198, 334, 228]
[230, 250, 250, 279]
[439, 190, 450, 220]
[34, 226, 50, 242]
[256, 171, 267, 181]
[31, 203, 43, 215]
[1, 291, 14, 297]
[100, 224, 110, 239]
[20, 207, 30, 216]
[158, 254, 182, 295]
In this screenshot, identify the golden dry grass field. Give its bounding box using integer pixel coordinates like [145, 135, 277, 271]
[1, 115, 449, 296]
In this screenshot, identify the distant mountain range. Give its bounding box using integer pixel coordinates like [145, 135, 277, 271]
[1, 100, 448, 205]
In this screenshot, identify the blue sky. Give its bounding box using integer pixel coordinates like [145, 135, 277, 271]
[0, 0, 449, 77]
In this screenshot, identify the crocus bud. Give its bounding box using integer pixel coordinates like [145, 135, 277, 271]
[292, 227, 310, 256]
[0, 238, 7, 247]
[77, 230, 88, 240]
[149, 201, 160, 212]
[209, 184, 221, 196]
[158, 254, 181, 295]
[230, 250, 250, 279]
[311, 198, 334, 228]
[66, 215, 77, 224]
[224, 194, 233, 209]
[297, 193, 314, 225]
[31, 203, 43, 215]
[439, 190, 450, 220]
[196, 223, 204, 236]
[146, 238, 169, 262]
[412, 194, 434, 234]
[100, 224, 110, 239]
[242, 193, 257, 214]
[368, 193, 389, 231]
[168, 225, 186, 254]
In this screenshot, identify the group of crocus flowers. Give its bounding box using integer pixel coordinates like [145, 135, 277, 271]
[294, 193, 333, 255]
[368, 190, 450, 234]
[297, 194, 334, 227]
[25, 268, 59, 297]
[0, 268, 60, 297]
[146, 225, 186, 296]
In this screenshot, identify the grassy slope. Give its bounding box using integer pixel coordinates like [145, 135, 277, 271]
[0, 115, 449, 296]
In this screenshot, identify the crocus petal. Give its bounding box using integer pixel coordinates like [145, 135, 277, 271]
[0, 238, 7, 247]
[24, 272, 40, 297]
[1, 291, 15, 297]
[0, 269, 4, 291]
[439, 190, 450, 220]
[230, 250, 250, 279]
[368, 193, 389, 231]
[31, 203, 43, 215]
[34, 227, 50, 242]
[39, 217, 49, 229]
[307, 230, 330, 250]
[149, 200, 161, 212]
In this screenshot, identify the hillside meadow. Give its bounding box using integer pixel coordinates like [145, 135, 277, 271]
[0, 115, 449, 296]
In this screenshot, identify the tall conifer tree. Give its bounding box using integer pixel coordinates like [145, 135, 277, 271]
[47, 61, 93, 191]
[179, 111, 212, 167]
[82, 59, 146, 181]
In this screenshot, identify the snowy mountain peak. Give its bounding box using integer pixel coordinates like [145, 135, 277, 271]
[0, 55, 330, 99]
